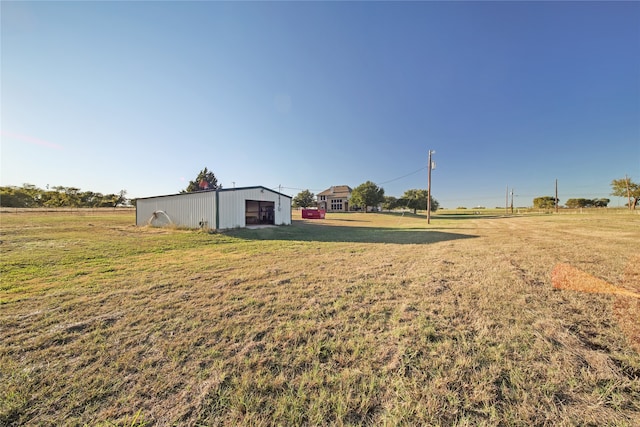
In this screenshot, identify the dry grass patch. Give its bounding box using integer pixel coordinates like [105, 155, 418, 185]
[614, 254, 640, 354]
[551, 256, 640, 355]
[1, 210, 640, 425]
[552, 262, 640, 298]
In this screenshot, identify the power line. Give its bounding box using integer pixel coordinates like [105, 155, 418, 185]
[273, 164, 429, 195]
[376, 165, 428, 186]
[274, 186, 325, 193]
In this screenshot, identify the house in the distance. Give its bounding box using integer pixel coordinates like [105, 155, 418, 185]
[317, 185, 352, 212]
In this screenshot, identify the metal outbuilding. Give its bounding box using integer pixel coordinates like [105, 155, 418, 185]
[135, 186, 292, 230]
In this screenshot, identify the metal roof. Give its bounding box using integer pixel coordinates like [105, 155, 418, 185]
[135, 185, 292, 201]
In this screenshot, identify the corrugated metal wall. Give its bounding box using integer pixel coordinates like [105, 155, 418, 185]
[274, 191, 292, 226]
[135, 191, 216, 229]
[217, 189, 245, 229]
[136, 187, 291, 230]
[218, 188, 291, 229]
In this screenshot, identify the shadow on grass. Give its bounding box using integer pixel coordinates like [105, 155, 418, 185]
[380, 211, 513, 220]
[434, 214, 510, 220]
[226, 221, 478, 244]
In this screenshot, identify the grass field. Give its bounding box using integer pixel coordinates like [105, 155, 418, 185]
[1, 209, 639, 426]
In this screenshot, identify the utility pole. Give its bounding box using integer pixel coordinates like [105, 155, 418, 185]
[506, 185, 509, 215]
[427, 150, 435, 224]
[555, 179, 558, 213]
[510, 188, 514, 214]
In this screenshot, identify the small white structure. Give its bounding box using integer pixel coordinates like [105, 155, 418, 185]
[136, 186, 292, 230]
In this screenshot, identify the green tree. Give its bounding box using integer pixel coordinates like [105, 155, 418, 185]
[97, 190, 128, 207]
[593, 198, 610, 208]
[565, 198, 609, 208]
[183, 167, 220, 192]
[99, 194, 120, 208]
[22, 184, 43, 207]
[64, 187, 81, 207]
[565, 198, 592, 208]
[80, 191, 100, 207]
[382, 196, 400, 211]
[0, 184, 130, 208]
[293, 189, 315, 208]
[400, 189, 439, 214]
[350, 181, 384, 212]
[43, 186, 71, 207]
[0, 185, 38, 207]
[116, 189, 128, 206]
[611, 177, 639, 210]
[533, 196, 558, 209]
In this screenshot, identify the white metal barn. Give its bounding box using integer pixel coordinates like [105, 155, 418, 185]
[135, 186, 292, 230]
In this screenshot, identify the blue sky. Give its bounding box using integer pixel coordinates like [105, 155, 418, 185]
[2, 1, 639, 208]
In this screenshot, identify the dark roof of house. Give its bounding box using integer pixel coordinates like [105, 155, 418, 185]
[317, 185, 352, 198]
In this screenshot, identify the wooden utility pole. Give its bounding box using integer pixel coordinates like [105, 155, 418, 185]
[555, 179, 559, 213]
[510, 188, 514, 214]
[427, 150, 434, 224]
[506, 185, 509, 215]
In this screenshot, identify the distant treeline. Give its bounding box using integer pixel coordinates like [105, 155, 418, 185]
[533, 196, 610, 209]
[0, 184, 129, 208]
[564, 198, 610, 208]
